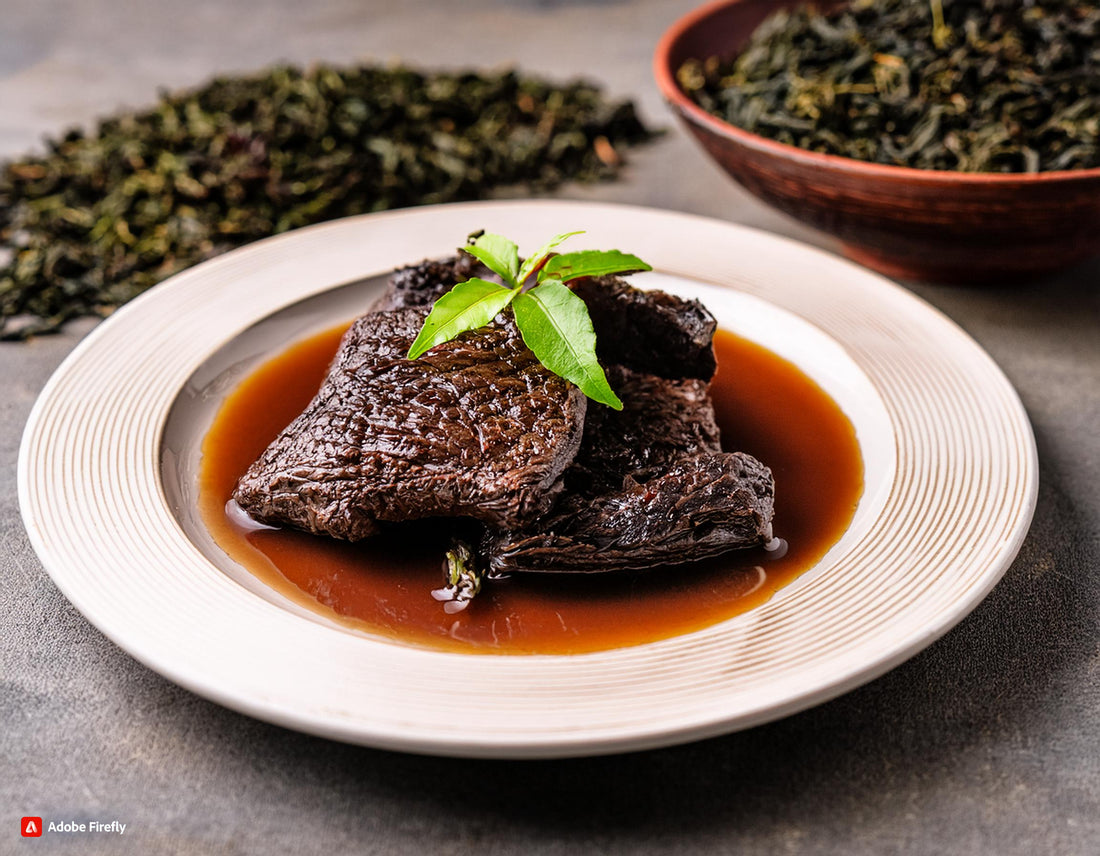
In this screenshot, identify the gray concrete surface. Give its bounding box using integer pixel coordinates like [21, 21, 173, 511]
[2, 1, 1099, 854]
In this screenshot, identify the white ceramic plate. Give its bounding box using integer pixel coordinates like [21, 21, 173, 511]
[19, 200, 1037, 758]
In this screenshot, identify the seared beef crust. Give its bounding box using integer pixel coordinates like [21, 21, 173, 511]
[233, 307, 586, 539]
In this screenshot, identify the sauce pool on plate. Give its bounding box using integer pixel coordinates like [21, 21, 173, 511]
[199, 325, 863, 654]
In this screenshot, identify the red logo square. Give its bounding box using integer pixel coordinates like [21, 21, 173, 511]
[21, 817, 43, 837]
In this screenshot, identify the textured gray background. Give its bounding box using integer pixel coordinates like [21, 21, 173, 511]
[2, 1, 1099, 853]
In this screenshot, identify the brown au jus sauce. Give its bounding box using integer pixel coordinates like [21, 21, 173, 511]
[199, 325, 863, 654]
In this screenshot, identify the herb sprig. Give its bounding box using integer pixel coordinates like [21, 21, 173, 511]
[407, 231, 650, 409]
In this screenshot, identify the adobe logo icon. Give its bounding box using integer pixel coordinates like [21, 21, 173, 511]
[21, 817, 43, 838]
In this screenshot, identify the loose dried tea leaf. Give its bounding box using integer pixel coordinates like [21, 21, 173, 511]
[0, 65, 655, 340]
[678, 0, 1100, 173]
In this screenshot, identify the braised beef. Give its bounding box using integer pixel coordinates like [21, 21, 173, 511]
[234, 253, 774, 582]
[483, 366, 774, 574]
[232, 307, 586, 539]
[369, 254, 484, 313]
[571, 276, 717, 380]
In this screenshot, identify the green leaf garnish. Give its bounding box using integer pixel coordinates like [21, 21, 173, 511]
[541, 249, 652, 282]
[463, 232, 520, 287]
[516, 230, 584, 285]
[406, 277, 517, 359]
[512, 279, 623, 410]
[406, 229, 649, 408]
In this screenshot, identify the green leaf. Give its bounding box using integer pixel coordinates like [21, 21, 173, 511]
[541, 249, 652, 282]
[463, 232, 520, 287]
[407, 278, 517, 359]
[512, 279, 623, 410]
[516, 230, 584, 284]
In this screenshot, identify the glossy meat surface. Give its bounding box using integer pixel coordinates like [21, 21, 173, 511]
[571, 275, 718, 380]
[233, 307, 586, 539]
[483, 366, 775, 574]
[369, 253, 483, 313]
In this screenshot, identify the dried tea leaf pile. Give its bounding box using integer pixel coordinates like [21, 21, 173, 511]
[0, 65, 654, 339]
[678, 0, 1100, 173]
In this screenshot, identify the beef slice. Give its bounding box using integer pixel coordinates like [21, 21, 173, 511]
[483, 366, 775, 574]
[572, 275, 717, 381]
[233, 307, 587, 540]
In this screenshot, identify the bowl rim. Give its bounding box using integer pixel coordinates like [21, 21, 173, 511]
[653, 0, 1100, 185]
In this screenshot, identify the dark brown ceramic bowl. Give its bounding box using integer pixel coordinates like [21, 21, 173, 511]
[654, 0, 1100, 283]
